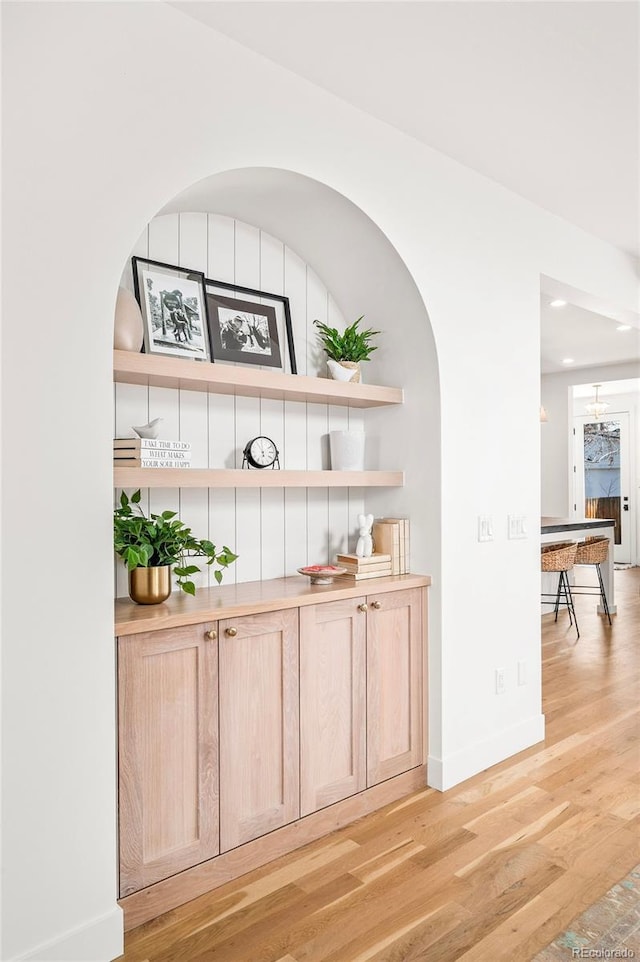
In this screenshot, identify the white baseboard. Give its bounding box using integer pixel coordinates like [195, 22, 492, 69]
[14, 906, 123, 962]
[427, 713, 546, 792]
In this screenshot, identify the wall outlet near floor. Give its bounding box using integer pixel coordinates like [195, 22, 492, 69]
[508, 514, 527, 539]
[478, 515, 494, 542]
[518, 660, 527, 686]
[495, 667, 506, 694]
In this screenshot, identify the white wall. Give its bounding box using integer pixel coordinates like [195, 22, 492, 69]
[3, 4, 639, 960]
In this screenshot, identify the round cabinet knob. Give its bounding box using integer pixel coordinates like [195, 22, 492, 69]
[357, 603, 368, 613]
[225, 627, 238, 637]
[204, 629, 217, 641]
[371, 600, 382, 609]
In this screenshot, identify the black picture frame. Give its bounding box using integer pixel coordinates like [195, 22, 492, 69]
[205, 278, 297, 374]
[132, 257, 211, 362]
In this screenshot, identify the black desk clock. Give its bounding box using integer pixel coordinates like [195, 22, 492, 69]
[242, 436, 281, 469]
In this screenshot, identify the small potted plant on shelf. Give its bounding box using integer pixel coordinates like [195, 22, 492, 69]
[313, 316, 380, 383]
[114, 489, 238, 604]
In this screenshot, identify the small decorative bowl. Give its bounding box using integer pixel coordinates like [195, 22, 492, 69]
[297, 565, 347, 585]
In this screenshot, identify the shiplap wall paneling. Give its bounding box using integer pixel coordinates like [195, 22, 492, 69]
[285, 246, 308, 376]
[233, 221, 264, 584]
[326, 293, 352, 560]
[114, 212, 356, 594]
[306, 271, 330, 564]
[282, 243, 313, 572]
[147, 217, 181, 550]
[177, 213, 211, 590]
[178, 213, 208, 274]
[207, 214, 238, 585]
[235, 394, 263, 584]
[259, 230, 286, 581]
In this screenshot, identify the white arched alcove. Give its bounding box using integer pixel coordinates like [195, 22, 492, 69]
[119, 165, 443, 773]
[11, 6, 637, 959]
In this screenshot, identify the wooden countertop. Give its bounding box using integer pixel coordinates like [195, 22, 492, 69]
[115, 573, 432, 636]
[541, 517, 615, 534]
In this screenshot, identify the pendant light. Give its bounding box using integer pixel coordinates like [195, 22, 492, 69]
[585, 384, 609, 422]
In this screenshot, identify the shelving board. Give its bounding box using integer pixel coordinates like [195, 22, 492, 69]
[115, 573, 431, 636]
[113, 351, 403, 408]
[114, 468, 404, 489]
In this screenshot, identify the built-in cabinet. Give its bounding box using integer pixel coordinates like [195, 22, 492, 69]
[299, 598, 367, 815]
[118, 622, 219, 895]
[219, 608, 299, 850]
[298, 587, 424, 814]
[114, 351, 427, 928]
[367, 587, 424, 784]
[116, 576, 429, 928]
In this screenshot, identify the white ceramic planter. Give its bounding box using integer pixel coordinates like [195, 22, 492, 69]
[327, 359, 361, 382]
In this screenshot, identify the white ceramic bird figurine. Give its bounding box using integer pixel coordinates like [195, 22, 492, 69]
[132, 417, 163, 439]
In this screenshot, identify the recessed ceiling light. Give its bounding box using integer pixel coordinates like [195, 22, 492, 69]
[562, 358, 574, 365]
[616, 324, 632, 332]
[550, 299, 567, 308]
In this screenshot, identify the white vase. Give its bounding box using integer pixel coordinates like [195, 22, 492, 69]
[330, 430, 365, 471]
[327, 359, 361, 383]
[114, 287, 144, 352]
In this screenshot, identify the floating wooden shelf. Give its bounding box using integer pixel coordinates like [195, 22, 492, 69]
[113, 351, 403, 408]
[114, 468, 404, 489]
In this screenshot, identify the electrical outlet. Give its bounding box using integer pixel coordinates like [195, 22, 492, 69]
[518, 660, 526, 686]
[478, 515, 494, 542]
[495, 668, 506, 694]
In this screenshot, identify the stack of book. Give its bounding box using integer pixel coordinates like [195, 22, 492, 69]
[372, 518, 410, 574]
[334, 553, 392, 581]
[113, 438, 192, 469]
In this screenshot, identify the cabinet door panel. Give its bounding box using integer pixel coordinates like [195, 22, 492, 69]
[300, 598, 366, 816]
[219, 609, 299, 851]
[118, 623, 218, 896]
[367, 587, 424, 786]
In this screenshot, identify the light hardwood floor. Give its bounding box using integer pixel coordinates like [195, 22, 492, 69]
[116, 567, 640, 962]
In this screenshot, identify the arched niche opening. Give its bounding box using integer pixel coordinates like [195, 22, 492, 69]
[119, 165, 443, 779]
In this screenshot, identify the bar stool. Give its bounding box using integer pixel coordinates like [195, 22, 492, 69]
[541, 541, 579, 639]
[572, 537, 612, 626]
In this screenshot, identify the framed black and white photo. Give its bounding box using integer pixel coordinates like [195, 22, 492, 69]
[132, 257, 211, 362]
[205, 279, 297, 373]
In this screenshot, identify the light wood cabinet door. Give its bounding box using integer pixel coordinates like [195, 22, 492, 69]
[219, 608, 299, 851]
[367, 587, 425, 786]
[300, 598, 366, 816]
[118, 623, 219, 896]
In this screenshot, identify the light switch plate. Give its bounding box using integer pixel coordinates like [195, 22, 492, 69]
[478, 515, 494, 542]
[508, 515, 527, 539]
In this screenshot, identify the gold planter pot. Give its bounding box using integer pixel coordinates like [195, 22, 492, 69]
[129, 565, 172, 605]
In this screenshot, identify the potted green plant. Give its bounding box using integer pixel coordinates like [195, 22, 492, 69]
[114, 489, 238, 604]
[313, 316, 380, 383]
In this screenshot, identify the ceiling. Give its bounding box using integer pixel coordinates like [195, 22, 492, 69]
[171, 2, 640, 373]
[540, 296, 640, 375]
[174, 0, 639, 258]
[573, 378, 639, 399]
